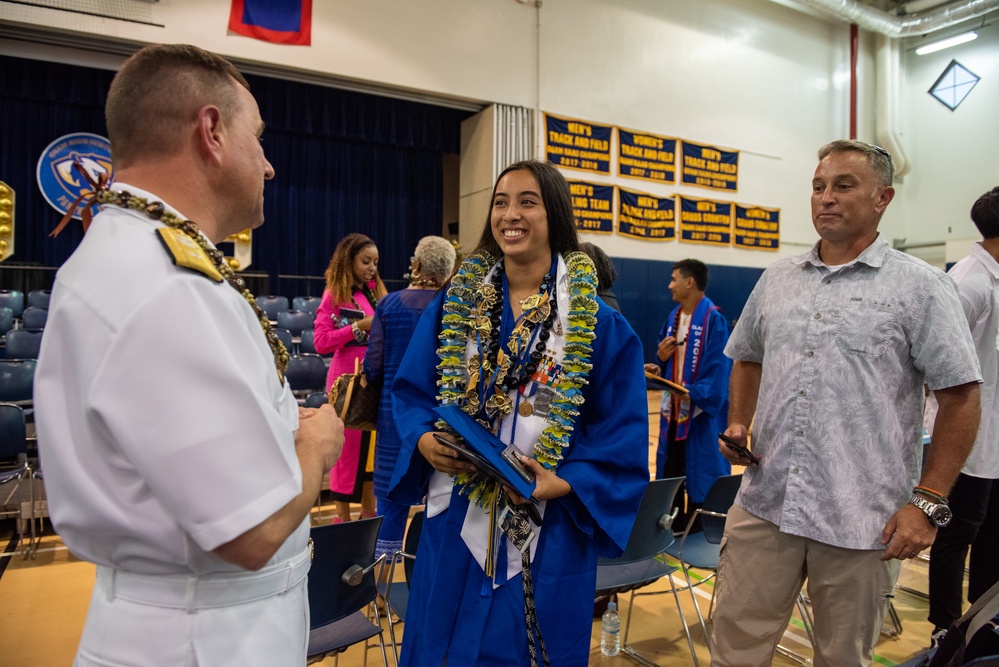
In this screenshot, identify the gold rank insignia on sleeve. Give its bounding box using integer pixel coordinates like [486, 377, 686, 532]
[156, 227, 224, 282]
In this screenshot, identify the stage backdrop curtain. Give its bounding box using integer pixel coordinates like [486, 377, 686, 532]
[0, 55, 472, 291]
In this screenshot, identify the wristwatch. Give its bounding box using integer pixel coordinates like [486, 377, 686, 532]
[351, 322, 368, 344]
[909, 494, 953, 527]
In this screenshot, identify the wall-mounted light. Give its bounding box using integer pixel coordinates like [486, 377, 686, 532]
[916, 31, 978, 56]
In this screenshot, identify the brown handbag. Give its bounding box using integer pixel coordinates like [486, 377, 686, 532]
[328, 358, 379, 431]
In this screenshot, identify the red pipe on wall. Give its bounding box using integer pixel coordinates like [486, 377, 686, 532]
[850, 23, 858, 140]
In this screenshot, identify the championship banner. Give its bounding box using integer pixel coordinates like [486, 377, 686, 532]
[734, 204, 780, 250]
[568, 180, 614, 234]
[678, 196, 732, 246]
[618, 128, 676, 183]
[545, 113, 612, 174]
[617, 187, 675, 241]
[228, 0, 313, 46]
[681, 140, 739, 192]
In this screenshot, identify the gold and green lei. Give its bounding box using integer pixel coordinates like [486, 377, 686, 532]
[434, 250, 598, 507]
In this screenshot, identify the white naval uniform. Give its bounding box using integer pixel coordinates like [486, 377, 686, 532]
[35, 184, 308, 666]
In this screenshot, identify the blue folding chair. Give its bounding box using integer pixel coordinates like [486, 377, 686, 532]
[277, 310, 314, 338]
[381, 509, 425, 662]
[293, 296, 322, 315]
[0, 308, 13, 336]
[26, 290, 51, 310]
[307, 517, 389, 666]
[0, 403, 34, 558]
[5, 329, 43, 359]
[665, 474, 743, 662]
[285, 354, 327, 399]
[304, 391, 328, 409]
[272, 327, 294, 353]
[0, 359, 36, 407]
[0, 290, 24, 318]
[595, 477, 689, 666]
[255, 295, 289, 322]
[21, 307, 47, 330]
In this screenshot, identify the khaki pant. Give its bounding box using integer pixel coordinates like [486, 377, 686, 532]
[710, 505, 901, 667]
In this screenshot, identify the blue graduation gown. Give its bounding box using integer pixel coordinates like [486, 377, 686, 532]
[388, 289, 649, 667]
[654, 297, 732, 503]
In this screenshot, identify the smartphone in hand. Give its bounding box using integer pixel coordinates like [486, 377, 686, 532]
[339, 307, 365, 321]
[718, 432, 761, 465]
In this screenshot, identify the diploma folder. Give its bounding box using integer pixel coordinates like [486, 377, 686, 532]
[434, 405, 538, 501]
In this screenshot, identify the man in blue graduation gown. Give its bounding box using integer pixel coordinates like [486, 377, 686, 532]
[645, 259, 732, 527]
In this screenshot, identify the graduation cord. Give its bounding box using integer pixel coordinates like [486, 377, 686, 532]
[500, 506, 550, 667]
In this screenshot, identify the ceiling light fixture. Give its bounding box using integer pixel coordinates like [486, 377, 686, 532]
[916, 31, 978, 55]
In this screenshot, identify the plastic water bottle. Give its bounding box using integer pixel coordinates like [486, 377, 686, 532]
[600, 600, 621, 656]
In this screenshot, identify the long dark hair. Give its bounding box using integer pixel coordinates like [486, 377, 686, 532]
[472, 160, 580, 258]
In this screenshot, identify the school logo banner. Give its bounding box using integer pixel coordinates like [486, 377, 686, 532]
[618, 187, 675, 241]
[568, 180, 614, 234]
[618, 128, 676, 184]
[734, 204, 780, 250]
[545, 113, 611, 174]
[681, 140, 739, 192]
[679, 196, 732, 246]
[229, 0, 313, 46]
[36, 133, 113, 220]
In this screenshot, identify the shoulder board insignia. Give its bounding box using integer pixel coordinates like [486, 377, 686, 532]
[156, 227, 223, 283]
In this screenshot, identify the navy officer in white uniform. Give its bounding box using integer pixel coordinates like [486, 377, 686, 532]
[35, 44, 344, 666]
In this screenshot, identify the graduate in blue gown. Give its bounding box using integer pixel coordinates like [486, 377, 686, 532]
[645, 259, 732, 525]
[388, 160, 649, 667]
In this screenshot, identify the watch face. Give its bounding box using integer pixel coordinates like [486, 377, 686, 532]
[930, 505, 953, 527]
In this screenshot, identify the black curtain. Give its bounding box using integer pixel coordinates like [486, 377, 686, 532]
[0, 55, 472, 294]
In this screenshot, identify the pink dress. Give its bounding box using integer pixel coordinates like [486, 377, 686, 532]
[313, 288, 376, 500]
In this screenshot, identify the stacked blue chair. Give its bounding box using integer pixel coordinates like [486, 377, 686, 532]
[284, 354, 327, 399]
[0, 359, 36, 407]
[256, 295, 289, 322]
[303, 392, 328, 409]
[5, 329, 43, 360]
[21, 307, 47, 330]
[272, 328, 294, 353]
[292, 296, 322, 315]
[26, 290, 51, 310]
[0, 290, 24, 319]
[0, 403, 35, 558]
[277, 310, 314, 338]
[300, 328, 317, 355]
[0, 307, 13, 337]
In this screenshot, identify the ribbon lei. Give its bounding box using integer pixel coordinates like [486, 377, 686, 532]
[49, 161, 110, 237]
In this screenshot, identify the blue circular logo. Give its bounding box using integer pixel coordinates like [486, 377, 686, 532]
[36, 133, 114, 220]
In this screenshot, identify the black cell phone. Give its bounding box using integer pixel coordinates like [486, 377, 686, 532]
[501, 445, 536, 483]
[718, 432, 761, 465]
[339, 307, 365, 321]
[432, 433, 542, 525]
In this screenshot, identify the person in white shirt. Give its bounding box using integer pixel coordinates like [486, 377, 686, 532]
[927, 185, 999, 646]
[35, 44, 344, 666]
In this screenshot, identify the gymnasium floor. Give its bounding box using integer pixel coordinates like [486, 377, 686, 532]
[0, 391, 942, 666]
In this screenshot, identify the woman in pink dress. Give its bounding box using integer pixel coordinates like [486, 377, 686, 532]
[313, 233, 387, 523]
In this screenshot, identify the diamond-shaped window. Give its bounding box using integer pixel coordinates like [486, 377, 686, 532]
[929, 60, 980, 111]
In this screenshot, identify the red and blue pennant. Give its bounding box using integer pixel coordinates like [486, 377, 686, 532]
[228, 0, 312, 46]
